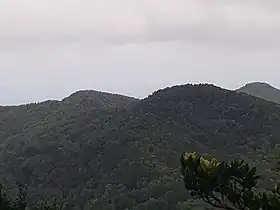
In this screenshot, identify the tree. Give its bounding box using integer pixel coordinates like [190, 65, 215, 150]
[0, 184, 12, 210]
[0, 183, 67, 210]
[0, 183, 27, 210]
[180, 152, 280, 210]
[31, 199, 67, 210]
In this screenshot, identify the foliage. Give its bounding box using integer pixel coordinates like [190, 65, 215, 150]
[181, 152, 280, 209]
[1, 84, 280, 209]
[0, 183, 67, 210]
[0, 183, 27, 210]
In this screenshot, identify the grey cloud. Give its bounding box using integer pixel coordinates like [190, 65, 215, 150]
[1, 0, 280, 105]
[1, 0, 280, 49]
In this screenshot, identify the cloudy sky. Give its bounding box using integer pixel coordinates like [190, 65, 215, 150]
[1, 0, 280, 105]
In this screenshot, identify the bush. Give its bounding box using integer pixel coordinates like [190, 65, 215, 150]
[180, 152, 280, 210]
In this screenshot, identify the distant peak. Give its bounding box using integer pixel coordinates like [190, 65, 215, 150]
[244, 82, 274, 88]
[60, 89, 139, 109]
[63, 90, 137, 101]
[64, 90, 104, 99]
[237, 82, 280, 104]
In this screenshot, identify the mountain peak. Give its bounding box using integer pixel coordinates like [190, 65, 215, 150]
[62, 89, 138, 108]
[237, 82, 280, 104]
[243, 82, 274, 88]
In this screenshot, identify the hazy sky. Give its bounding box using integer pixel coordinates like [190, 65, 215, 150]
[1, 0, 280, 105]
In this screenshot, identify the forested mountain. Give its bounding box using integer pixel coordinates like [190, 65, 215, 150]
[1, 84, 280, 209]
[237, 82, 280, 104]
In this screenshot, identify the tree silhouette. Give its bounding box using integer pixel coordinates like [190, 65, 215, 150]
[180, 152, 280, 210]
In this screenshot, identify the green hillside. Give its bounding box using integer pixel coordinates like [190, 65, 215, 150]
[1, 84, 280, 209]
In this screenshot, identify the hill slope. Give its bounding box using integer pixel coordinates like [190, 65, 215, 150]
[237, 82, 280, 104]
[1, 84, 280, 209]
[0, 90, 137, 140]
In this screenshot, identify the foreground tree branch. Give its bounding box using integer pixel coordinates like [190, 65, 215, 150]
[180, 152, 280, 210]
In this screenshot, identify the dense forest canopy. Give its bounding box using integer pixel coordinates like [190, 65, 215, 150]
[1, 83, 280, 209]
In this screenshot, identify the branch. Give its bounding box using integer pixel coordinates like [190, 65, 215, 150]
[202, 196, 237, 210]
[209, 194, 238, 210]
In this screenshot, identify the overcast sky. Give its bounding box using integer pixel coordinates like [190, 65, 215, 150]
[1, 0, 280, 105]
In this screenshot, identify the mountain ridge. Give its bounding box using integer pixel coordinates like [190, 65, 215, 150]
[0, 90, 138, 108]
[3, 81, 280, 107]
[1, 83, 280, 209]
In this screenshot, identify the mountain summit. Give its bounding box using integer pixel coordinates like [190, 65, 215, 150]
[62, 90, 138, 108]
[237, 82, 280, 104]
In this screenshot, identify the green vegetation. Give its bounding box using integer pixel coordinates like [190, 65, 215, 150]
[0, 183, 67, 210]
[181, 152, 280, 209]
[1, 84, 280, 209]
